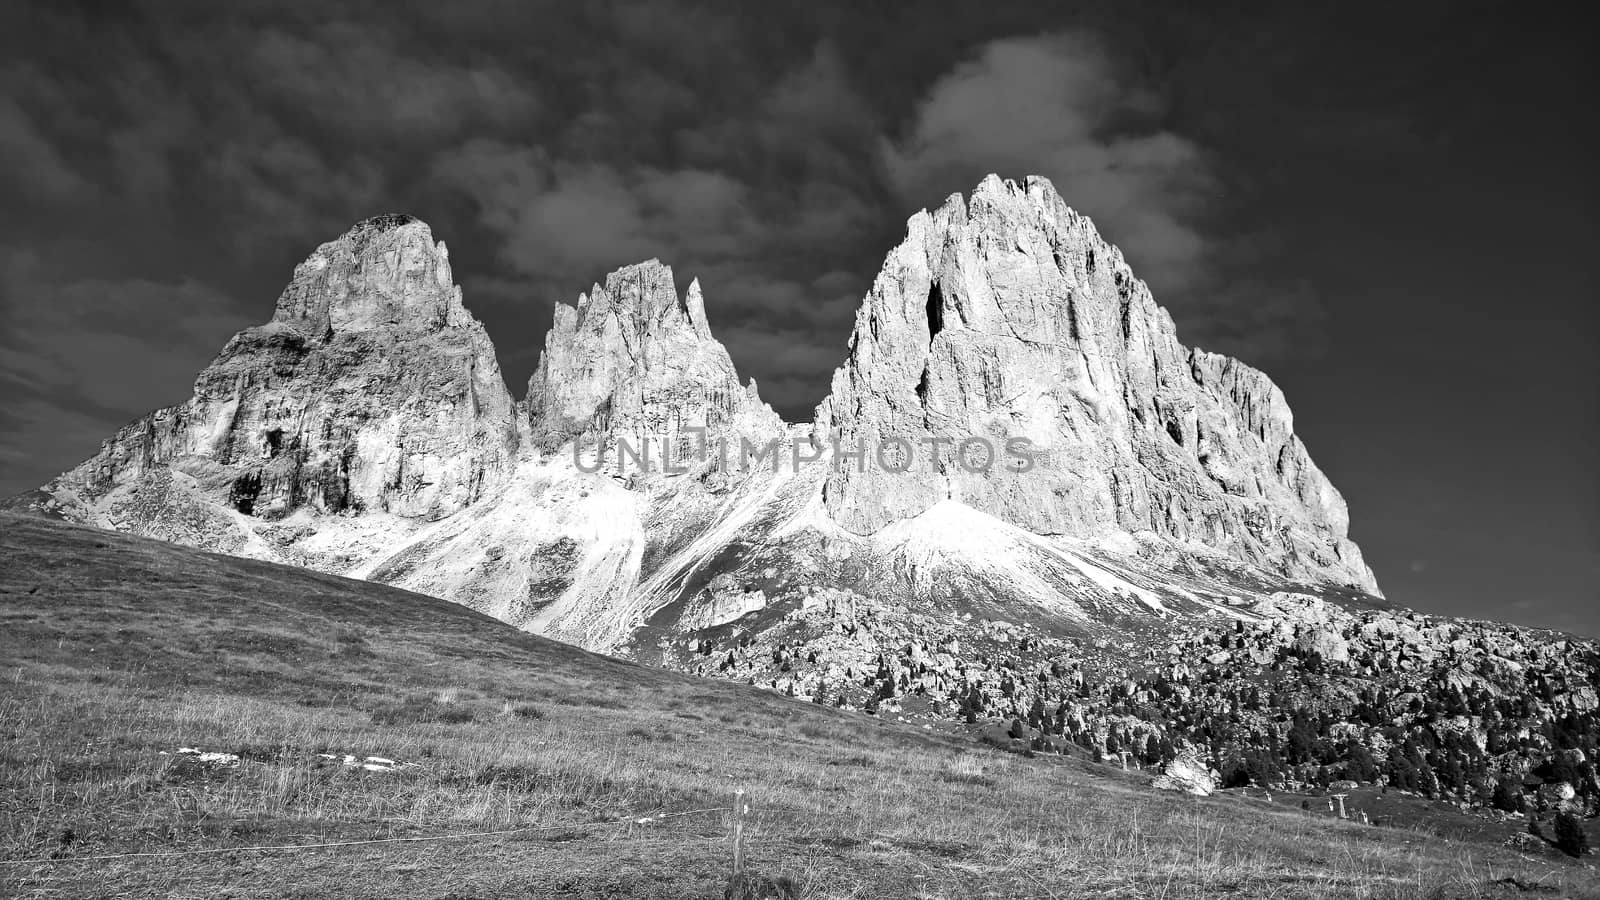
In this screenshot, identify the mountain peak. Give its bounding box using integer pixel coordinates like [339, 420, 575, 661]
[345, 212, 423, 237]
[22, 184, 1378, 661]
[528, 259, 779, 450]
[817, 175, 1377, 594]
[29, 213, 518, 532]
[272, 214, 469, 339]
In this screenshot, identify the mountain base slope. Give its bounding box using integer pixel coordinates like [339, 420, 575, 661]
[0, 513, 1591, 899]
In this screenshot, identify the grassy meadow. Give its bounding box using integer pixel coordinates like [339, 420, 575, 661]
[0, 513, 1592, 899]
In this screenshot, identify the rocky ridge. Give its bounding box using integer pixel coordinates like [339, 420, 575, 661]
[19, 176, 1380, 653]
[14, 176, 1597, 857]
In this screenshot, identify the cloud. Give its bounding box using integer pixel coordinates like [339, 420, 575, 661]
[245, 24, 539, 139]
[0, 247, 254, 489]
[0, 95, 91, 202]
[204, 125, 389, 259]
[882, 31, 1323, 363]
[432, 135, 868, 413]
[432, 142, 762, 283]
[426, 40, 890, 422]
[883, 33, 1214, 299]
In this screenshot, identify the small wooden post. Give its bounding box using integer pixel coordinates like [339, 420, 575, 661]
[731, 788, 748, 876]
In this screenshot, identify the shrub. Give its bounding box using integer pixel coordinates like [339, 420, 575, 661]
[1490, 775, 1523, 813]
[1554, 811, 1590, 858]
[508, 702, 544, 720]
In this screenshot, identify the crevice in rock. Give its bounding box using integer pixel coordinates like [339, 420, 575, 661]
[926, 281, 945, 343]
[229, 471, 263, 515]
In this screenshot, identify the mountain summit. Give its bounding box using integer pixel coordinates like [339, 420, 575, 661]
[817, 175, 1374, 593]
[15, 176, 1379, 655]
[23, 215, 520, 566]
[526, 259, 781, 453]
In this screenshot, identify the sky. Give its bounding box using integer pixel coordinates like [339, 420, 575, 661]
[1, 1, 1594, 635]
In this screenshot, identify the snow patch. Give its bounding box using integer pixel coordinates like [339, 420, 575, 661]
[872, 500, 1168, 618]
[319, 753, 409, 773]
[169, 747, 239, 765]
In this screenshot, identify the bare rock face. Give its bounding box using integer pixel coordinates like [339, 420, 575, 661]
[17, 181, 1383, 660]
[815, 175, 1376, 594]
[526, 260, 780, 455]
[355, 260, 787, 649]
[36, 215, 520, 544]
[1152, 755, 1218, 796]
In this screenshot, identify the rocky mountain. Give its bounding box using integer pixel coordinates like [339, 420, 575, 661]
[355, 259, 789, 650]
[815, 175, 1373, 593]
[11, 177, 1388, 653]
[13, 174, 1598, 833]
[19, 215, 521, 570]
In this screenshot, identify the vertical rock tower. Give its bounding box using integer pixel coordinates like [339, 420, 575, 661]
[526, 259, 781, 463]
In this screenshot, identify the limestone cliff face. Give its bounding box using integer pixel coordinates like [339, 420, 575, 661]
[526, 259, 781, 459]
[43, 215, 520, 534]
[361, 261, 786, 649]
[19, 183, 1381, 652]
[814, 175, 1376, 594]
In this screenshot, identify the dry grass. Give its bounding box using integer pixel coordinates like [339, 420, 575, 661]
[0, 513, 1593, 899]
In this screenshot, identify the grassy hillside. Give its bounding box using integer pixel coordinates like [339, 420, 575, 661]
[0, 513, 1591, 899]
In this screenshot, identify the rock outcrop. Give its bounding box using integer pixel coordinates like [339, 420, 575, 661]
[1153, 755, 1219, 796]
[527, 260, 779, 454]
[815, 175, 1376, 594]
[33, 215, 520, 553]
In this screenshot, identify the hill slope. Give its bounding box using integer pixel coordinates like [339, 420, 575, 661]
[0, 513, 1591, 899]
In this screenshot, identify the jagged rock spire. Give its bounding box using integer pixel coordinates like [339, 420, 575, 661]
[526, 259, 779, 451]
